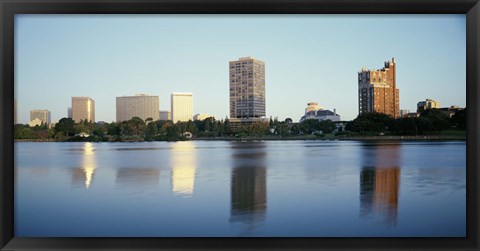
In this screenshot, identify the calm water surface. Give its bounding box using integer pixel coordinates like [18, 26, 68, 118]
[15, 140, 466, 237]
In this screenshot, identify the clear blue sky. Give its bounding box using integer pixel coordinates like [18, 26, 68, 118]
[15, 14, 466, 124]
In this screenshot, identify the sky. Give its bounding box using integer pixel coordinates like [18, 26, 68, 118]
[15, 14, 466, 124]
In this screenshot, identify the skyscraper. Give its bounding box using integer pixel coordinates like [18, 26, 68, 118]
[116, 94, 160, 122]
[171, 92, 193, 122]
[229, 56, 266, 119]
[30, 109, 51, 126]
[358, 58, 400, 118]
[72, 97, 95, 123]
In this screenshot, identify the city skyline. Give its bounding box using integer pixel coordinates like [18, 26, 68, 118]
[15, 15, 466, 124]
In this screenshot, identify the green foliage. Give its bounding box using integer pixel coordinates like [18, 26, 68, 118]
[318, 120, 336, 134]
[274, 122, 290, 136]
[92, 123, 107, 137]
[389, 117, 417, 135]
[16, 107, 465, 142]
[415, 116, 434, 134]
[14, 125, 35, 139]
[145, 122, 158, 141]
[54, 118, 76, 137]
[300, 119, 320, 134]
[290, 123, 302, 135]
[347, 109, 462, 136]
[451, 108, 466, 130]
[420, 109, 450, 132]
[346, 112, 394, 133]
[296, 119, 336, 135]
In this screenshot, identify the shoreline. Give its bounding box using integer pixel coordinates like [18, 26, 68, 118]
[15, 134, 466, 142]
[193, 135, 466, 141]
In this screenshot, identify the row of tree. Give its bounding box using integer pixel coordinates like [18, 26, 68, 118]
[14, 116, 334, 141]
[14, 108, 466, 141]
[346, 108, 466, 135]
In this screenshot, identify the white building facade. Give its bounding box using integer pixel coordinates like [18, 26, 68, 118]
[171, 93, 193, 122]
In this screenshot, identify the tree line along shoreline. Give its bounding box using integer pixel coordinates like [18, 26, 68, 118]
[14, 108, 466, 142]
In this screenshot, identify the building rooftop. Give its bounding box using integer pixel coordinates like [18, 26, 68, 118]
[317, 110, 339, 116]
[230, 56, 264, 63]
[118, 94, 158, 97]
[72, 96, 94, 99]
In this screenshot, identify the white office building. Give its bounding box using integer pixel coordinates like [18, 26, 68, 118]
[171, 92, 193, 122]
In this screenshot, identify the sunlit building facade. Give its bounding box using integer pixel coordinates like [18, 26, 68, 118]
[358, 58, 400, 118]
[29, 109, 51, 126]
[305, 102, 322, 113]
[417, 99, 440, 113]
[72, 97, 95, 123]
[116, 94, 160, 122]
[171, 92, 193, 122]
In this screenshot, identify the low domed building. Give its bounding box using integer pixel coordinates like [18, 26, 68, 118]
[299, 102, 340, 123]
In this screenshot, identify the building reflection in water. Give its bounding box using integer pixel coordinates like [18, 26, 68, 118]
[360, 142, 401, 225]
[170, 141, 197, 197]
[71, 142, 96, 189]
[230, 142, 267, 231]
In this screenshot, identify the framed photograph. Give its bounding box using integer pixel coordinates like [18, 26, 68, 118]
[1, 0, 479, 250]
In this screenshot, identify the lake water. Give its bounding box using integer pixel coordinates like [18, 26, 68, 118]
[14, 140, 466, 237]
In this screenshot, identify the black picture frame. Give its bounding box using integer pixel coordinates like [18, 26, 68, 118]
[1, 0, 479, 250]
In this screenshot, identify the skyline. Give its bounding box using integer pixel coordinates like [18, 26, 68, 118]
[15, 15, 466, 124]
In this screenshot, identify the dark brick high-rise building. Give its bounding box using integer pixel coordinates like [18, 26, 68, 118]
[358, 58, 400, 118]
